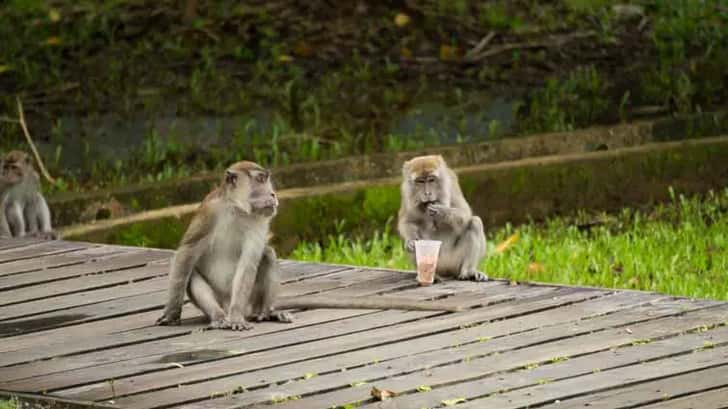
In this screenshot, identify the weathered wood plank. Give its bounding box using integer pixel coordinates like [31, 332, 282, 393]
[173, 292, 668, 408]
[71, 288, 600, 407]
[25, 285, 555, 398]
[0, 245, 139, 279]
[219, 299, 722, 409]
[636, 386, 728, 409]
[0, 237, 44, 251]
[0, 270, 169, 321]
[450, 337, 728, 408]
[0, 241, 94, 265]
[548, 365, 728, 408]
[0, 267, 436, 367]
[0, 266, 413, 363]
[0, 260, 170, 307]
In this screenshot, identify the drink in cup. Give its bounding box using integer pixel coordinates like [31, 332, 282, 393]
[414, 240, 442, 286]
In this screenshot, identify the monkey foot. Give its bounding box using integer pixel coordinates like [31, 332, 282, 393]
[155, 314, 181, 326]
[272, 311, 294, 323]
[210, 318, 253, 331]
[253, 311, 295, 323]
[458, 271, 489, 282]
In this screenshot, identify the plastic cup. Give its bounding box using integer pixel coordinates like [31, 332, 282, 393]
[414, 240, 442, 286]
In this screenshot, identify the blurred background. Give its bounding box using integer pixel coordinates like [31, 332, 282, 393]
[1, 0, 727, 299]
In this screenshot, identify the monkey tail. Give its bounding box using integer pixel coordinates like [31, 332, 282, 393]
[275, 296, 463, 312]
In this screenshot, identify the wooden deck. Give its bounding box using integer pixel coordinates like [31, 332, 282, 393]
[0, 238, 727, 409]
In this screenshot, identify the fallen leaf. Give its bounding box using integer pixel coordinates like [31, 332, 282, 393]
[495, 233, 519, 253]
[48, 9, 61, 22]
[43, 36, 62, 46]
[625, 328, 633, 334]
[417, 385, 432, 392]
[527, 262, 544, 274]
[303, 372, 317, 380]
[439, 44, 460, 61]
[394, 13, 410, 27]
[371, 386, 397, 401]
[293, 41, 313, 57]
[509, 280, 518, 286]
[442, 398, 467, 406]
[277, 55, 293, 63]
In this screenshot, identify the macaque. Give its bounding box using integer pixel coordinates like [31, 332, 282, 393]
[0, 151, 57, 240]
[157, 161, 459, 332]
[398, 155, 487, 282]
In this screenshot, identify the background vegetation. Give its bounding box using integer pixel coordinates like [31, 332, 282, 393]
[292, 188, 728, 301]
[1, 0, 726, 192]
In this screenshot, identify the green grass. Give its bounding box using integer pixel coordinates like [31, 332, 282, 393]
[291, 188, 728, 301]
[0, 398, 17, 409]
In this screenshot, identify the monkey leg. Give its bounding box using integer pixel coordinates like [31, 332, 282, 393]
[187, 272, 229, 328]
[6, 202, 25, 237]
[250, 246, 294, 323]
[445, 216, 487, 282]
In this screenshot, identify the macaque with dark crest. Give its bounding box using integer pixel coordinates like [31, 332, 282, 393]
[0, 150, 57, 240]
[398, 155, 487, 281]
[157, 161, 460, 331]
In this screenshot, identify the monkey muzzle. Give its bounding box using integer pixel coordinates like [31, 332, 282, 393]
[252, 197, 278, 216]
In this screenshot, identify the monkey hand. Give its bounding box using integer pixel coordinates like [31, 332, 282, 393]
[405, 239, 416, 253]
[156, 310, 181, 326]
[427, 204, 450, 220]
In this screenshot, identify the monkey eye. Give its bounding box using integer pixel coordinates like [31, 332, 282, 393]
[225, 171, 238, 185]
[255, 173, 267, 183]
[427, 176, 437, 183]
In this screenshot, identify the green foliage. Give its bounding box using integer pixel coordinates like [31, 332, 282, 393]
[292, 188, 728, 301]
[520, 66, 610, 133]
[0, 398, 17, 409]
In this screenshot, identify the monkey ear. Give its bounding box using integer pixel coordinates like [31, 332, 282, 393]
[225, 170, 238, 186]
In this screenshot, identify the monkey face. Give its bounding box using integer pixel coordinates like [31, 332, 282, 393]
[225, 165, 278, 217]
[412, 172, 442, 206]
[1, 160, 23, 184]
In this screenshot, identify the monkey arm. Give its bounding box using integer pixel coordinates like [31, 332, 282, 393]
[0, 212, 10, 238]
[397, 208, 422, 252]
[275, 295, 463, 312]
[428, 204, 472, 233]
[157, 241, 205, 324]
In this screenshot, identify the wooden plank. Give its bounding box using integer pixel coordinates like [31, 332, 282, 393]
[0, 240, 94, 264]
[209, 299, 720, 409]
[0, 237, 44, 251]
[63, 288, 598, 406]
[0, 270, 170, 321]
[278, 262, 353, 283]
[447, 338, 728, 408]
[0, 289, 170, 337]
[0, 260, 170, 307]
[0, 266, 420, 362]
[0, 267, 433, 366]
[19, 285, 557, 397]
[0, 249, 169, 291]
[636, 386, 728, 409]
[548, 366, 728, 408]
[0, 245, 138, 278]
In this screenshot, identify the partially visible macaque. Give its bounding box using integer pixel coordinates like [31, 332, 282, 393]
[398, 155, 487, 281]
[0, 151, 57, 240]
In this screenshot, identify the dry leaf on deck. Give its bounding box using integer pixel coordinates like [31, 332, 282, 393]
[528, 262, 544, 274]
[495, 233, 519, 253]
[394, 13, 410, 27]
[371, 386, 397, 400]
